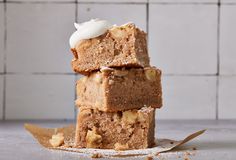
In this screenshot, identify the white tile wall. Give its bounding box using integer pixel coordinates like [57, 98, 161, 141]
[221, 0, 236, 3]
[0, 76, 3, 120]
[77, 4, 147, 31]
[0, 0, 235, 120]
[220, 5, 236, 75]
[0, 4, 4, 73]
[78, 0, 147, 2]
[8, 0, 75, 2]
[6, 74, 75, 119]
[149, 4, 218, 74]
[157, 76, 216, 119]
[6, 3, 75, 73]
[150, 0, 218, 3]
[219, 76, 236, 119]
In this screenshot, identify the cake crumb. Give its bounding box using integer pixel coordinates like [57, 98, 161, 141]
[192, 147, 197, 150]
[186, 152, 191, 156]
[145, 156, 153, 160]
[170, 141, 174, 144]
[114, 143, 129, 151]
[91, 153, 103, 158]
[49, 133, 64, 147]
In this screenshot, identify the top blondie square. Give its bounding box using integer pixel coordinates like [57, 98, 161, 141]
[71, 23, 150, 75]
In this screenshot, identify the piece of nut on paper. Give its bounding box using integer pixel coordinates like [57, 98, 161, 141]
[24, 123, 205, 158]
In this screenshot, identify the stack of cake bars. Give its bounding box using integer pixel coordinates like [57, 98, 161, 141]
[70, 23, 163, 150]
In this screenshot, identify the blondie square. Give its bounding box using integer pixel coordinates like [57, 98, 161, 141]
[75, 107, 155, 150]
[71, 23, 150, 75]
[76, 67, 162, 112]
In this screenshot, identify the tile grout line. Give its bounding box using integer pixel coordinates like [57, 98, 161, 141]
[217, 0, 221, 75]
[3, 1, 7, 74]
[2, 75, 6, 120]
[4, 1, 146, 4]
[147, 2, 218, 5]
[77, 2, 147, 5]
[2, 1, 226, 5]
[4, 72, 76, 75]
[77, 1, 218, 5]
[2, 1, 7, 120]
[219, 2, 236, 5]
[216, 74, 219, 120]
[75, 0, 78, 23]
[215, 0, 221, 120]
[146, 0, 149, 59]
[4, 1, 76, 4]
[74, 75, 77, 121]
[74, 1, 77, 120]
[1, 72, 228, 76]
[146, 0, 149, 36]
[163, 73, 217, 76]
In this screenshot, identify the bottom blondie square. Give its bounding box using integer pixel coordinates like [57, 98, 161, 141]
[75, 107, 155, 150]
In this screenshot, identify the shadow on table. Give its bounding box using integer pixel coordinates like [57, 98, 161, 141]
[192, 140, 236, 151]
[170, 140, 236, 153]
[161, 140, 236, 155]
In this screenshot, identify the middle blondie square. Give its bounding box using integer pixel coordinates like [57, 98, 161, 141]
[76, 67, 162, 112]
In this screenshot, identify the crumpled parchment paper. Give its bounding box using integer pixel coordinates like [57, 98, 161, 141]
[24, 123, 205, 158]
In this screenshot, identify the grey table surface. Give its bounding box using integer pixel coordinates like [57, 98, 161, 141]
[0, 120, 236, 160]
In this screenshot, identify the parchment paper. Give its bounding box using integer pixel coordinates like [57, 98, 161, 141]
[24, 123, 205, 158]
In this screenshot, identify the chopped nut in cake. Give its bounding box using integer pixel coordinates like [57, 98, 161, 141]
[86, 127, 102, 148]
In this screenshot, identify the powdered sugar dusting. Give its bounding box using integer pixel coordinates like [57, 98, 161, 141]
[56, 138, 192, 158]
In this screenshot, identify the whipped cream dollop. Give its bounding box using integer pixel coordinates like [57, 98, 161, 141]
[69, 19, 112, 48]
